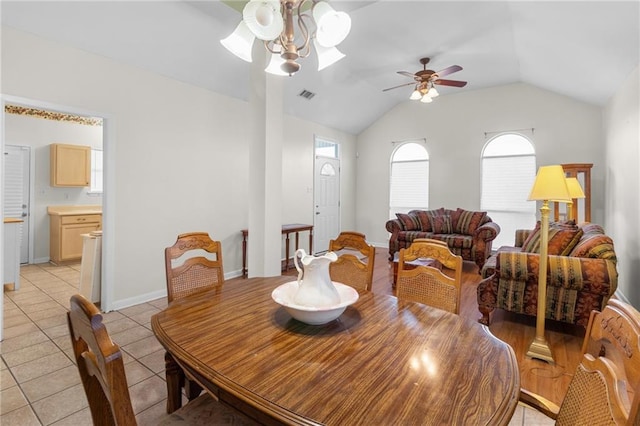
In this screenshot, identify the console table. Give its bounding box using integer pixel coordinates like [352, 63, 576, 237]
[241, 224, 313, 277]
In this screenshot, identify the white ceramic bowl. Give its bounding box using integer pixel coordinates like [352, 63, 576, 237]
[271, 281, 359, 325]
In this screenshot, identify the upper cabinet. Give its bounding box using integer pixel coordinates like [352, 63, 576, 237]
[50, 143, 91, 187]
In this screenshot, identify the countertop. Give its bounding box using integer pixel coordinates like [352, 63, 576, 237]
[47, 205, 102, 216]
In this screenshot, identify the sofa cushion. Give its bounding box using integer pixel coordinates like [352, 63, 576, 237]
[451, 208, 487, 235]
[395, 213, 421, 231]
[432, 234, 473, 250]
[430, 215, 452, 234]
[521, 221, 583, 255]
[398, 231, 433, 242]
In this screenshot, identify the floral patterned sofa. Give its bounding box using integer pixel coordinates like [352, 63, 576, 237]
[477, 222, 618, 327]
[385, 208, 500, 269]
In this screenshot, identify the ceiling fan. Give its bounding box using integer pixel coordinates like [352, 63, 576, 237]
[383, 57, 467, 103]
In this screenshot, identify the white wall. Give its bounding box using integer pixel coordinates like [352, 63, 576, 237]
[356, 83, 604, 247]
[604, 65, 640, 306]
[1, 26, 356, 309]
[4, 113, 103, 261]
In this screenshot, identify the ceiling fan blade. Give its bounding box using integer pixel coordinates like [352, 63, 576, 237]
[434, 79, 467, 87]
[382, 82, 416, 92]
[397, 71, 418, 78]
[434, 65, 462, 77]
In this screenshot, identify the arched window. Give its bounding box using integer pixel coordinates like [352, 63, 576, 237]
[481, 134, 536, 248]
[389, 142, 429, 218]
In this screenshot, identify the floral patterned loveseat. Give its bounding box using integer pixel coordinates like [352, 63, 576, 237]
[477, 222, 618, 327]
[385, 208, 500, 269]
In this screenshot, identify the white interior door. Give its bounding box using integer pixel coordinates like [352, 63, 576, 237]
[3, 144, 30, 264]
[314, 156, 340, 254]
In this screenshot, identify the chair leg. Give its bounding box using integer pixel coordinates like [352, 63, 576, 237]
[184, 377, 203, 401]
[164, 351, 184, 413]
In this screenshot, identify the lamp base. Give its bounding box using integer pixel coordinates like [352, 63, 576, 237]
[526, 336, 555, 364]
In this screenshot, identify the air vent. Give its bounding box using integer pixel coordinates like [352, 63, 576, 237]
[298, 89, 316, 100]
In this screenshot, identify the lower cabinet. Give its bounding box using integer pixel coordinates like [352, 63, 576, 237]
[50, 214, 102, 264]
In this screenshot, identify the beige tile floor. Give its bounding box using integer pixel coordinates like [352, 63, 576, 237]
[1, 262, 553, 425]
[1, 263, 172, 425]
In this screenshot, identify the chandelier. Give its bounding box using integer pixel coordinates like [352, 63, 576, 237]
[409, 82, 439, 103]
[221, 0, 351, 76]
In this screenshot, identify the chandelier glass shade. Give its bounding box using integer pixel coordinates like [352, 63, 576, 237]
[411, 82, 440, 103]
[221, 0, 351, 76]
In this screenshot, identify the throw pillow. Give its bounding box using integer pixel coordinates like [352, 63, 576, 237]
[396, 213, 421, 231]
[411, 210, 432, 232]
[451, 208, 487, 235]
[408, 208, 445, 232]
[430, 215, 452, 234]
[521, 221, 583, 255]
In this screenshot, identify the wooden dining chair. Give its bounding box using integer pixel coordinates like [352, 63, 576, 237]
[328, 231, 376, 292]
[519, 299, 640, 425]
[395, 238, 463, 314]
[164, 232, 226, 404]
[67, 294, 257, 425]
[165, 232, 224, 303]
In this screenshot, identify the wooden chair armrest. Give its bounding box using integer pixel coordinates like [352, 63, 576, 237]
[519, 388, 560, 420]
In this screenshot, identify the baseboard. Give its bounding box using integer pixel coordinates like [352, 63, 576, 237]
[107, 268, 245, 312]
[109, 289, 167, 312]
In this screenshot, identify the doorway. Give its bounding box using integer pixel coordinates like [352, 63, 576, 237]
[313, 137, 340, 254]
[1, 95, 114, 311]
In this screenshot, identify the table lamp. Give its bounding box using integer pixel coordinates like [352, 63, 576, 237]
[565, 177, 586, 221]
[526, 165, 571, 363]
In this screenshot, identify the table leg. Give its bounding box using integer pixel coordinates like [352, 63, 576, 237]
[164, 351, 184, 413]
[242, 233, 247, 278]
[285, 232, 291, 271]
[309, 229, 313, 255]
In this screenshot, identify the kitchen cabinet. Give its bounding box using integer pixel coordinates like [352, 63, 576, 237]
[49, 208, 102, 264]
[50, 143, 91, 187]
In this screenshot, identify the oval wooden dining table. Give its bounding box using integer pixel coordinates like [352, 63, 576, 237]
[151, 275, 520, 425]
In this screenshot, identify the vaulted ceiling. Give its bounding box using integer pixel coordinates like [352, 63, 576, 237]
[2, 1, 638, 135]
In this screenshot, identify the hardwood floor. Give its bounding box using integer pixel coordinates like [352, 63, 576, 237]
[366, 248, 583, 406]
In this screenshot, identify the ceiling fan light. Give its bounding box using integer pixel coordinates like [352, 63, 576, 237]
[243, 0, 284, 41]
[265, 46, 289, 76]
[427, 87, 439, 98]
[409, 89, 422, 100]
[220, 21, 255, 63]
[314, 39, 345, 71]
[313, 1, 351, 47]
[420, 94, 433, 103]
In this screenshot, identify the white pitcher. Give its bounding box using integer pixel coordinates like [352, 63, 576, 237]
[293, 249, 340, 308]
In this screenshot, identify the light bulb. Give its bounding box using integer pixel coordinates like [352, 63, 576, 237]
[420, 95, 433, 103]
[410, 90, 422, 100]
[427, 87, 439, 98]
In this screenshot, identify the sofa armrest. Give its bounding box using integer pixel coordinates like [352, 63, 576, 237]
[386, 219, 403, 234]
[470, 221, 501, 270]
[473, 221, 500, 242]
